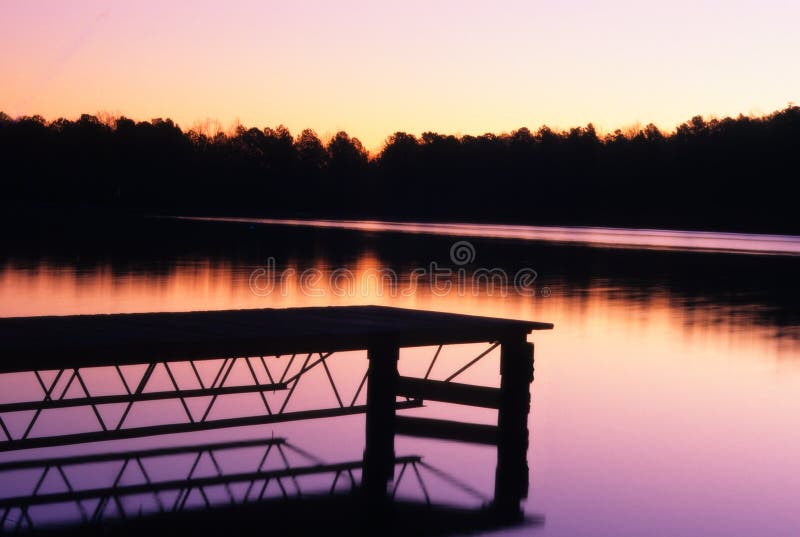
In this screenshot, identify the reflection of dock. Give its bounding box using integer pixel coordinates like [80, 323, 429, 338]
[0, 306, 552, 533]
[0, 437, 495, 534]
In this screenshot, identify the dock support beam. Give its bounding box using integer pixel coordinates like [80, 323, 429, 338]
[362, 343, 399, 499]
[494, 336, 534, 519]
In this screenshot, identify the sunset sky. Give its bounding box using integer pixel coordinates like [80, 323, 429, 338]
[1, 0, 798, 150]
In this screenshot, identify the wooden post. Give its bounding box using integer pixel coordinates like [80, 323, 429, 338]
[494, 335, 534, 519]
[362, 343, 399, 499]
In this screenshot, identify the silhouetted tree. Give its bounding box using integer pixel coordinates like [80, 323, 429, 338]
[327, 131, 370, 211]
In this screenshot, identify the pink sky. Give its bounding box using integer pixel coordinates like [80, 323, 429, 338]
[1, 0, 798, 150]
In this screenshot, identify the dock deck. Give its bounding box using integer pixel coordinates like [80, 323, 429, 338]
[0, 305, 552, 372]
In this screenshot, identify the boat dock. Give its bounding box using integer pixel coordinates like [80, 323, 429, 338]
[0, 305, 553, 532]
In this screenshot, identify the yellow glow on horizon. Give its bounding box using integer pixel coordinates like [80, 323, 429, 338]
[1, 0, 798, 151]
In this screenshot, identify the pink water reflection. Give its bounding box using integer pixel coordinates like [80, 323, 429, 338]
[0, 255, 799, 536]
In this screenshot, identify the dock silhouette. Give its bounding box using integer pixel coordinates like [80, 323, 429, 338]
[0, 306, 552, 534]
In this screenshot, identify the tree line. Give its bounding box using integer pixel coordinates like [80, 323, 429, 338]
[1, 106, 798, 232]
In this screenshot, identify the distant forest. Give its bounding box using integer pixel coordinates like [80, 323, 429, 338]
[1, 106, 798, 233]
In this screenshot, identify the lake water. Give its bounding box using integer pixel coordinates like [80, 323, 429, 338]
[1, 216, 799, 536]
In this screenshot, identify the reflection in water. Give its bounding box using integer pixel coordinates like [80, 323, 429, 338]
[178, 216, 800, 256]
[0, 417, 537, 535]
[1, 256, 797, 348]
[1, 218, 800, 536]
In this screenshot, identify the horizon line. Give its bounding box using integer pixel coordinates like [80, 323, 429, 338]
[3, 103, 796, 154]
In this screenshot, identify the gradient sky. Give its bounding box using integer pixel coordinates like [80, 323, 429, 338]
[1, 0, 798, 150]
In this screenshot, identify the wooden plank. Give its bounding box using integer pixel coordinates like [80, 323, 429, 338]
[0, 381, 288, 413]
[0, 400, 423, 452]
[395, 416, 498, 445]
[396, 377, 501, 408]
[0, 306, 552, 372]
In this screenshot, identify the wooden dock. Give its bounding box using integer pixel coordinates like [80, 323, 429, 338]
[0, 305, 553, 530]
[0, 305, 551, 371]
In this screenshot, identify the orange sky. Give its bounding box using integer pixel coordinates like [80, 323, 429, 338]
[1, 0, 798, 151]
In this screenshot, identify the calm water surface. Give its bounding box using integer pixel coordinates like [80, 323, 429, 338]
[1, 217, 799, 536]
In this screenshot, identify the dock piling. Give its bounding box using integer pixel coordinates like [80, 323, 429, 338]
[494, 337, 534, 518]
[363, 342, 400, 498]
